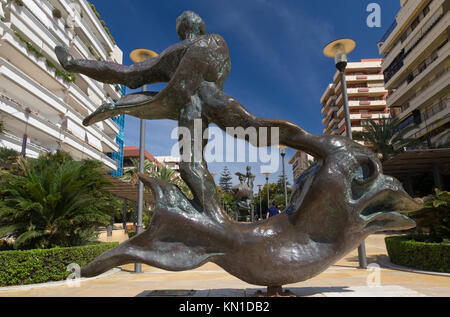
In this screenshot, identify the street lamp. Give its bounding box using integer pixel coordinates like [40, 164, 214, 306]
[263, 172, 271, 210]
[211, 173, 217, 193]
[278, 145, 288, 208]
[21, 107, 31, 157]
[130, 48, 158, 274]
[323, 39, 367, 269]
[257, 185, 263, 220]
[323, 39, 355, 140]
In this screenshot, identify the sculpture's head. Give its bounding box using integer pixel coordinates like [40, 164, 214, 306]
[291, 135, 420, 245]
[176, 11, 207, 41]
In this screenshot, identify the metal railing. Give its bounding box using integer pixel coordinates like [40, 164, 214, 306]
[379, 20, 397, 44]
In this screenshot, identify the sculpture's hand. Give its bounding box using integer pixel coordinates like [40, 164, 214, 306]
[55, 46, 74, 71]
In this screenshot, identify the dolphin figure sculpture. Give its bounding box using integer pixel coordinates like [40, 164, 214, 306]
[55, 11, 419, 292]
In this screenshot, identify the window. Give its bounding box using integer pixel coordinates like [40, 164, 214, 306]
[406, 73, 415, 84]
[423, 5, 430, 17]
[411, 17, 420, 31]
[418, 61, 427, 73]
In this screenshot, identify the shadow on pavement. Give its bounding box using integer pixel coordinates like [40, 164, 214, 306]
[136, 286, 354, 297]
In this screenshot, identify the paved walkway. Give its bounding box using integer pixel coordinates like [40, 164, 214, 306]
[0, 234, 449, 297]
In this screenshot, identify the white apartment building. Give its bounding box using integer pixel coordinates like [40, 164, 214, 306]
[289, 151, 314, 180]
[378, 0, 449, 148]
[320, 59, 390, 138]
[0, 0, 124, 171]
[155, 156, 181, 172]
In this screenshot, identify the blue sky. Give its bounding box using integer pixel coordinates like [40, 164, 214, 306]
[90, 0, 400, 187]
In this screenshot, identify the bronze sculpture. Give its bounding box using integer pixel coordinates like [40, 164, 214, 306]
[55, 11, 419, 295]
[232, 167, 255, 221]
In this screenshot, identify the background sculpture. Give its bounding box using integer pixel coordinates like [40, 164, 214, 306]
[232, 167, 255, 221]
[55, 10, 419, 296]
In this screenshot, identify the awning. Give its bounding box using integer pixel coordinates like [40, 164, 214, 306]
[383, 148, 450, 179]
[104, 175, 154, 203]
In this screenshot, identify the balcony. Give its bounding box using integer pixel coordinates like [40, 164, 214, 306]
[71, 35, 95, 61]
[104, 83, 122, 101]
[0, 93, 117, 170]
[396, 67, 450, 123]
[0, 23, 69, 92]
[60, 130, 117, 170]
[378, 0, 436, 55]
[403, 103, 449, 140]
[65, 107, 119, 153]
[336, 87, 388, 106]
[6, 1, 60, 64]
[322, 109, 338, 125]
[383, 4, 447, 87]
[379, 19, 397, 47]
[0, 131, 49, 159]
[387, 41, 449, 107]
[345, 74, 384, 83]
[72, 11, 107, 61]
[77, 0, 115, 52]
[349, 112, 390, 121]
[21, 0, 74, 48]
[320, 84, 335, 105]
[0, 59, 119, 152]
[0, 57, 67, 119]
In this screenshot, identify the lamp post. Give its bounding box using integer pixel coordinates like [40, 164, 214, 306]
[130, 48, 158, 274]
[21, 107, 31, 157]
[211, 173, 217, 193]
[278, 145, 288, 208]
[263, 172, 271, 210]
[323, 38, 367, 269]
[257, 185, 263, 220]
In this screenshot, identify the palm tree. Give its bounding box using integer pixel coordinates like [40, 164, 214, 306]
[0, 151, 116, 250]
[121, 159, 192, 199]
[353, 118, 422, 161]
[0, 148, 19, 165]
[121, 158, 157, 185]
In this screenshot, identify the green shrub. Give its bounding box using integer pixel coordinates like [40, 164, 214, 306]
[0, 147, 19, 164]
[385, 235, 450, 273]
[408, 189, 450, 242]
[0, 151, 120, 250]
[0, 242, 118, 286]
[127, 230, 136, 238]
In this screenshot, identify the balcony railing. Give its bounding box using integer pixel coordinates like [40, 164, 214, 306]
[383, 5, 445, 85]
[379, 20, 397, 44]
[1, 131, 50, 154]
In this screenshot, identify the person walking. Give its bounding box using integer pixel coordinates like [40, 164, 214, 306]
[266, 202, 280, 219]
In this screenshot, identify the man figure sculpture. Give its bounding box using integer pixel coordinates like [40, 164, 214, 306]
[53, 11, 418, 296]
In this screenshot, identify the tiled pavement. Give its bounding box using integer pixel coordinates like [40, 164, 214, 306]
[0, 234, 449, 297]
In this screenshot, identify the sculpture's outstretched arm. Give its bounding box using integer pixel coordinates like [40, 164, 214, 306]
[199, 82, 330, 158]
[55, 43, 186, 89]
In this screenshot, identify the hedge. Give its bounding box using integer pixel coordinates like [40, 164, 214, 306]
[385, 236, 450, 273]
[0, 242, 118, 287]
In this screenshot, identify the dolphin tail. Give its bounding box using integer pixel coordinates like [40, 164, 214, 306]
[81, 175, 225, 278]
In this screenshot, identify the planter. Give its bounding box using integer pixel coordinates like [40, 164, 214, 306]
[385, 235, 450, 273]
[52, 8, 62, 19]
[0, 242, 118, 286]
